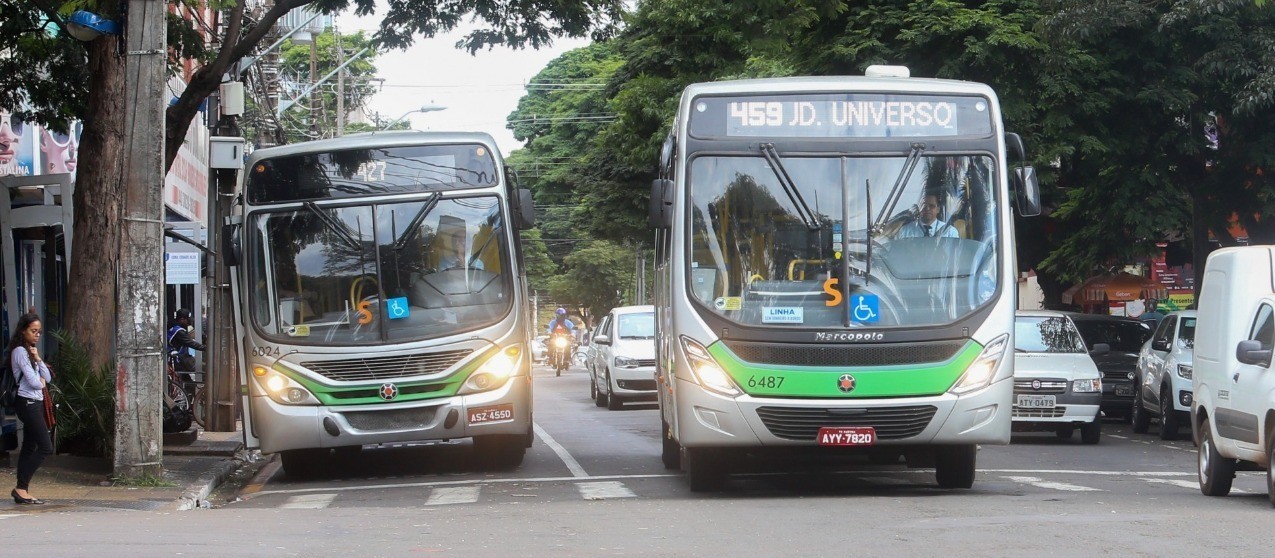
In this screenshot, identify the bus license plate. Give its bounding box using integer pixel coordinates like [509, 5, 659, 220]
[1016, 395, 1056, 409]
[816, 426, 876, 446]
[468, 404, 515, 425]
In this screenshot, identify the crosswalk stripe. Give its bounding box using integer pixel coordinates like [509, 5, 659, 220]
[1003, 476, 1103, 492]
[425, 486, 481, 506]
[576, 481, 636, 500]
[280, 493, 338, 509]
[0, 514, 25, 520]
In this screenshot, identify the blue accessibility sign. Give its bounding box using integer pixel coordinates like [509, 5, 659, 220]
[386, 297, 410, 320]
[850, 294, 879, 324]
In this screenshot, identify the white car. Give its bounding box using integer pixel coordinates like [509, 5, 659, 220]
[1133, 310, 1196, 440]
[589, 305, 657, 410]
[1012, 311, 1104, 444]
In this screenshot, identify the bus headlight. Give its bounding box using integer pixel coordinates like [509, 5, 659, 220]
[252, 365, 319, 405]
[679, 336, 740, 397]
[950, 334, 1009, 395]
[460, 345, 523, 395]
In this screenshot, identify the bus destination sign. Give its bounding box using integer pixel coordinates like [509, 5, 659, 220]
[689, 93, 993, 139]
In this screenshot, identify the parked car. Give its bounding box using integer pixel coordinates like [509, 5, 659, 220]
[589, 305, 657, 410]
[1133, 310, 1196, 440]
[1011, 311, 1104, 444]
[1192, 246, 1275, 503]
[531, 335, 548, 364]
[585, 314, 612, 377]
[1067, 313, 1154, 421]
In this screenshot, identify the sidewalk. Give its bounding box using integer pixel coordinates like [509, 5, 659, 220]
[0, 427, 249, 513]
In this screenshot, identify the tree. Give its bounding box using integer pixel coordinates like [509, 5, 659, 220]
[8, 0, 623, 368]
[548, 240, 635, 321]
[275, 29, 379, 143]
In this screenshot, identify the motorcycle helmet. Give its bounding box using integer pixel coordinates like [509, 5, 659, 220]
[556, 307, 567, 316]
[175, 308, 193, 321]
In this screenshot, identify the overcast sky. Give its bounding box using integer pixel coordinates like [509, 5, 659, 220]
[335, 8, 591, 156]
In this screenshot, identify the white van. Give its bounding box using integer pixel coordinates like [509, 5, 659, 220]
[1192, 246, 1275, 504]
[1012, 311, 1105, 444]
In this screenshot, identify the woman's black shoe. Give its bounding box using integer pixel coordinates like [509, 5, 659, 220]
[11, 489, 44, 505]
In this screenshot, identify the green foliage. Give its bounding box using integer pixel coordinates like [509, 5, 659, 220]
[275, 30, 380, 143]
[50, 330, 116, 458]
[518, 228, 557, 292]
[547, 240, 636, 319]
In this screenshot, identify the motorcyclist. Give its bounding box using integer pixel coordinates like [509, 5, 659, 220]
[546, 307, 576, 336]
[546, 308, 576, 374]
[167, 308, 205, 382]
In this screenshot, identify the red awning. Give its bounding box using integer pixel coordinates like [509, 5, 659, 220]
[1071, 272, 1168, 305]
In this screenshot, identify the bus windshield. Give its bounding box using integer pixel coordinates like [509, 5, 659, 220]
[249, 195, 511, 345]
[687, 153, 998, 328]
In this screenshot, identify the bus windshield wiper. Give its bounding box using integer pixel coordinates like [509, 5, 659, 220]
[760, 143, 819, 230]
[391, 192, 442, 251]
[873, 142, 926, 232]
[303, 201, 362, 250]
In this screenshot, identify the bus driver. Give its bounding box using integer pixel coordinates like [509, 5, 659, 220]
[895, 193, 959, 239]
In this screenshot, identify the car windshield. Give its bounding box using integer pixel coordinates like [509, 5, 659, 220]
[1015, 316, 1086, 353]
[249, 196, 511, 345]
[1072, 320, 1152, 352]
[687, 153, 999, 329]
[1179, 317, 1196, 348]
[616, 312, 655, 340]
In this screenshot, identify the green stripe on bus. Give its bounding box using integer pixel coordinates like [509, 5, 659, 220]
[269, 347, 495, 406]
[706, 340, 982, 398]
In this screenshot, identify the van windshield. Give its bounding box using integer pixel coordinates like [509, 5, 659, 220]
[1015, 316, 1086, 353]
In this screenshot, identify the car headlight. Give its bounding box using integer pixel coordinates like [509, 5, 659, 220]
[460, 345, 523, 394]
[1176, 364, 1192, 380]
[1072, 378, 1102, 393]
[950, 334, 1009, 395]
[679, 336, 740, 397]
[252, 365, 319, 405]
[615, 356, 638, 368]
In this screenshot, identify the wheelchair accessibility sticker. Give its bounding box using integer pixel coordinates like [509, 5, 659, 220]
[386, 297, 411, 320]
[850, 294, 879, 324]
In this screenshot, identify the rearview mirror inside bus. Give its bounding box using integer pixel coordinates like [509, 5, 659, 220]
[221, 223, 241, 267]
[649, 179, 674, 229]
[516, 188, 535, 230]
[1014, 166, 1041, 217]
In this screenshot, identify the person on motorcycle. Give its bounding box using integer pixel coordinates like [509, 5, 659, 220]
[546, 308, 576, 374]
[167, 308, 205, 382]
[546, 308, 576, 336]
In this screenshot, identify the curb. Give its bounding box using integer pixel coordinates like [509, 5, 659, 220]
[171, 457, 244, 511]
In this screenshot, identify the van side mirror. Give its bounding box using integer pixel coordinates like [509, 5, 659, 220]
[593, 335, 611, 346]
[221, 223, 241, 267]
[1006, 132, 1027, 162]
[1235, 340, 1272, 367]
[515, 188, 535, 230]
[1013, 166, 1041, 217]
[649, 179, 673, 229]
[1089, 343, 1110, 356]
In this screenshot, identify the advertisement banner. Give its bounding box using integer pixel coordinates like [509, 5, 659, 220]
[0, 110, 36, 178]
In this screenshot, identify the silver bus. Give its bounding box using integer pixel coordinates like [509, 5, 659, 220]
[224, 132, 536, 476]
[649, 67, 1040, 490]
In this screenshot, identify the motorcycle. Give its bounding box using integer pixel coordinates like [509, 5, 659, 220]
[550, 333, 572, 376]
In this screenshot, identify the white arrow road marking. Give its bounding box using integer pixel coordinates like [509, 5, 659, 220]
[1003, 476, 1103, 492]
[1142, 477, 1249, 494]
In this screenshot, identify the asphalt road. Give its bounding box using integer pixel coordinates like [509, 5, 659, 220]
[6, 363, 1272, 557]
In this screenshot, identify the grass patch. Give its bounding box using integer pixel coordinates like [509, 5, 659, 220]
[111, 473, 179, 487]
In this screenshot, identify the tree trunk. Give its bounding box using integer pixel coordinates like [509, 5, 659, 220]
[66, 31, 127, 369]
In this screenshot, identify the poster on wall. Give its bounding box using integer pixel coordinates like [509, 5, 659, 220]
[38, 120, 81, 178]
[0, 110, 36, 178]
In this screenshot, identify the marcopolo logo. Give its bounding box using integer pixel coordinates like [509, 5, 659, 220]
[814, 332, 885, 342]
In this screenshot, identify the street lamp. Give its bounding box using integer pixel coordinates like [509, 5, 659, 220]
[380, 103, 447, 131]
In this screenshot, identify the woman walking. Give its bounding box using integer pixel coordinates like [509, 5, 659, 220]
[5, 313, 52, 504]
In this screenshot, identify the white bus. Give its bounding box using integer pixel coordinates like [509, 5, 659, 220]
[649, 67, 1040, 490]
[223, 132, 537, 476]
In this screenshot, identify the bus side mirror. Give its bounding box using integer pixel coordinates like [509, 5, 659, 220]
[1006, 132, 1027, 162]
[221, 223, 241, 267]
[1013, 166, 1041, 217]
[649, 179, 673, 229]
[516, 188, 535, 230]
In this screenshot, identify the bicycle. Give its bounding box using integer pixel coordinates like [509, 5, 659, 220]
[165, 351, 208, 431]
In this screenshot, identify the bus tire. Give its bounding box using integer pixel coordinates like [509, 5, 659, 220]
[1198, 421, 1235, 497]
[280, 448, 328, 479]
[935, 444, 977, 489]
[684, 447, 726, 492]
[661, 418, 681, 470]
[473, 434, 526, 471]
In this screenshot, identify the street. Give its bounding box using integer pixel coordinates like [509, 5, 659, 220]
[7, 363, 1273, 556]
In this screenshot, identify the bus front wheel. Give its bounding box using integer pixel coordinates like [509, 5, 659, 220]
[934, 444, 977, 489]
[473, 434, 526, 471]
[661, 418, 680, 470]
[684, 447, 726, 492]
[280, 448, 329, 480]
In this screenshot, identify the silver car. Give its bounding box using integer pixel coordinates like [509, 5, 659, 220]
[1132, 310, 1196, 440]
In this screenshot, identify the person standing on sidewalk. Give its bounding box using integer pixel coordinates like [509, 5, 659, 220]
[4, 312, 51, 504]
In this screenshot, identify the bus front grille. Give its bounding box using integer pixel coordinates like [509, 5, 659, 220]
[303, 349, 473, 382]
[755, 405, 937, 441]
[341, 406, 439, 431]
[724, 341, 966, 367]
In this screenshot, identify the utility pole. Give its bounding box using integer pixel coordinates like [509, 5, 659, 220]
[309, 37, 318, 138]
[335, 29, 345, 136]
[115, 0, 167, 478]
